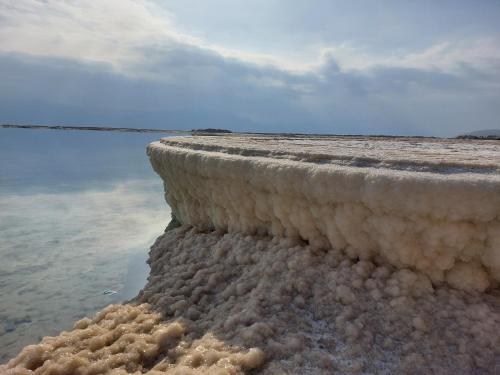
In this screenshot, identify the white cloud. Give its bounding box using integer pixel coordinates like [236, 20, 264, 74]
[1, 0, 499, 77]
[1, 1, 499, 136]
[0, 0, 304, 73]
[0, 0, 192, 70]
[317, 38, 500, 75]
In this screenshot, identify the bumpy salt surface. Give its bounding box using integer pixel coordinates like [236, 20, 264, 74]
[138, 227, 500, 374]
[3, 135, 500, 374]
[148, 136, 500, 291]
[0, 302, 264, 374]
[4, 227, 499, 374]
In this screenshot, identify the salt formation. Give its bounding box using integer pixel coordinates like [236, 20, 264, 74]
[4, 226, 500, 374]
[148, 136, 500, 291]
[3, 135, 500, 374]
[137, 228, 500, 374]
[1, 303, 264, 374]
[4, 227, 498, 374]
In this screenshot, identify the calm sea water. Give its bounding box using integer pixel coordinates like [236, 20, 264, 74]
[0, 128, 172, 362]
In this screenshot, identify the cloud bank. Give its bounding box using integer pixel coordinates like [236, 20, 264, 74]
[1, 0, 499, 136]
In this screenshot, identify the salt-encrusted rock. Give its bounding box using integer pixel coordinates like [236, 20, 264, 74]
[148, 135, 500, 291]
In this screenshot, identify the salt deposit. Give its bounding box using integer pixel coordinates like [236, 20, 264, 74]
[137, 227, 500, 373]
[1, 303, 264, 374]
[4, 227, 499, 373]
[2, 135, 500, 374]
[148, 135, 500, 291]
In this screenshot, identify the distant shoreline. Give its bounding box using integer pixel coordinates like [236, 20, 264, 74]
[3, 124, 500, 140]
[0, 124, 190, 134]
[0, 124, 436, 139]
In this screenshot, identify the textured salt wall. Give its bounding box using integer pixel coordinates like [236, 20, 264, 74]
[135, 228, 500, 374]
[147, 136, 500, 292]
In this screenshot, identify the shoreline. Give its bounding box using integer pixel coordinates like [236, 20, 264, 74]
[4, 123, 500, 141]
[0, 123, 447, 139]
[0, 124, 189, 134]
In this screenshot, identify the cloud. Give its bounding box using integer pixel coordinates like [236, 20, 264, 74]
[3, 0, 499, 75]
[1, 43, 500, 136]
[0, 0, 304, 72]
[316, 38, 500, 75]
[0, 51, 310, 131]
[0, 1, 499, 136]
[0, 0, 182, 70]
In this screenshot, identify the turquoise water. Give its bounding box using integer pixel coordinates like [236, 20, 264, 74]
[0, 129, 171, 362]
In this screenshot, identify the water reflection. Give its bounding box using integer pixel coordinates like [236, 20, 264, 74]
[0, 129, 171, 362]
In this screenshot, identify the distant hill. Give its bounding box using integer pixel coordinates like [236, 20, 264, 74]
[457, 129, 500, 140]
[466, 129, 500, 137]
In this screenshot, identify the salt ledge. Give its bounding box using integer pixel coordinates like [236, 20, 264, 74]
[148, 135, 500, 291]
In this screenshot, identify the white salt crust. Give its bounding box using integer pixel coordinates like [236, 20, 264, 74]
[148, 136, 500, 291]
[4, 228, 499, 374]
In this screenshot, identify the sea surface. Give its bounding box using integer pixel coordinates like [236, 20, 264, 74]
[0, 128, 172, 362]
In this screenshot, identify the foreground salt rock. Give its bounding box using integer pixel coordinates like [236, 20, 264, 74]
[148, 135, 500, 292]
[138, 227, 500, 374]
[0, 303, 264, 374]
[4, 227, 498, 374]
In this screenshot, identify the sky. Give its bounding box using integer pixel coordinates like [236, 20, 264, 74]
[1, 0, 499, 136]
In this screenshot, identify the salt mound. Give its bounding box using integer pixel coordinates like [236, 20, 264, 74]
[3, 135, 500, 374]
[137, 227, 500, 374]
[4, 228, 498, 374]
[148, 135, 500, 291]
